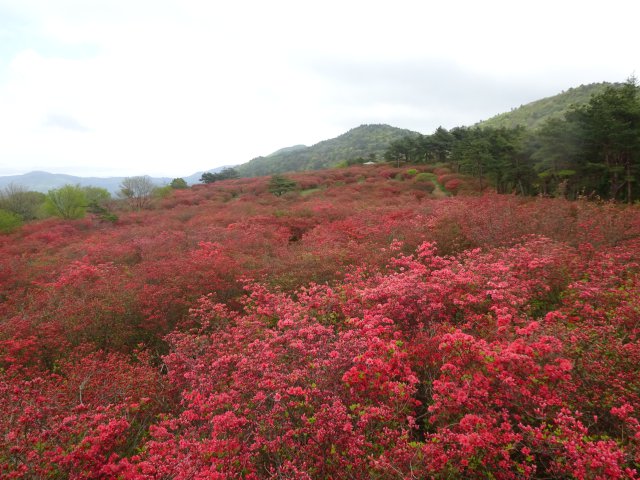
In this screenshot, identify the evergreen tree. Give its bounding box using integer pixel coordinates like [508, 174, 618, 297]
[571, 78, 640, 202]
[200, 168, 239, 184]
[268, 175, 297, 196]
[170, 178, 189, 189]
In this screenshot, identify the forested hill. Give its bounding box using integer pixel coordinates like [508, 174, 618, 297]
[236, 124, 420, 177]
[476, 82, 620, 130]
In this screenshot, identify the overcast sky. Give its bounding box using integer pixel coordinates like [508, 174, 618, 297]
[1, 0, 638, 177]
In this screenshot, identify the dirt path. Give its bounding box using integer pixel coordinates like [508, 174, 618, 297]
[431, 182, 449, 198]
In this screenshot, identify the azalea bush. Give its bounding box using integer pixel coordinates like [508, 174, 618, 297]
[1, 166, 639, 478]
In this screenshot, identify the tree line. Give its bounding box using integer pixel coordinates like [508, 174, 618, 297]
[0, 167, 287, 233]
[0, 176, 192, 232]
[385, 78, 640, 202]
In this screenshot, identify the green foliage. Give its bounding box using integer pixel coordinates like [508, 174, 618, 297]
[453, 126, 536, 194]
[383, 79, 640, 202]
[385, 127, 456, 167]
[0, 208, 22, 233]
[83, 186, 117, 222]
[170, 178, 188, 189]
[86, 203, 118, 223]
[384, 135, 421, 166]
[200, 168, 239, 184]
[414, 172, 436, 182]
[300, 187, 322, 197]
[530, 117, 583, 197]
[347, 157, 366, 166]
[153, 186, 173, 199]
[44, 184, 87, 219]
[428, 126, 456, 162]
[477, 82, 621, 130]
[237, 124, 419, 177]
[0, 184, 46, 220]
[82, 186, 111, 205]
[388, 126, 535, 194]
[570, 78, 640, 202]
[268, 175, 297, 196]
[530, 78, 640, 201]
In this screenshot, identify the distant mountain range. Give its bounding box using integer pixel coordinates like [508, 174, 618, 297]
[0, 166, 233, 194]
[475, 82, 620, 130]
[1, 82, 619, 192]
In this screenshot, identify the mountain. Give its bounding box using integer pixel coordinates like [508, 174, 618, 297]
[476, 82, 622, 130]
[236, 124, 420, 177]
[267, 145, 307, 157]
[3, 81, 624, 192]
[0, 166, 235, 194]
[0, 171, 162, 194]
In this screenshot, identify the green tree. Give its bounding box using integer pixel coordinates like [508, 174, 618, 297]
[44, 185, 87, 219]
[452, 127, 533, 194]
[153, 185, 173, 199]
[485, 127, 533, 194]
[82, 186, 111, 206]
[453, 128, 493, 191]
[268, 175, 297, 196]
[0, 184, 46, 220]
[200, 172, 215, 183]
[570, 78, 640, 202]
[200, 168, 239, 184]
[82, 187, 117, 222]
[530, 118, 583, 197]
[0, 209, 22, 233]
[384, 136, 419, 167]
[170, 178, 188, 189]
[420, 127, 455, 163]
[502, 129, 537, 196]
[86, 203, 118, 223]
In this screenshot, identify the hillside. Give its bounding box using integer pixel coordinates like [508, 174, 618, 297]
[0, 166, 233, 193]
[1, 165, 639, 477]
[236, 124, 420, 176]
[1, 82, 632, 195]
[476, 82, 620, 130]
[0, 123, 418, 190]
[267, 144, 307, 157]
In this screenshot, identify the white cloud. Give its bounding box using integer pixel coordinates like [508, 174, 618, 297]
[0, 0, 638, 176]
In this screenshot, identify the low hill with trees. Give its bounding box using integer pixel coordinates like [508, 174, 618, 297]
[476, 82, 621, 130]
[236, 124, 420, 176]
[385, 79, 640, 202]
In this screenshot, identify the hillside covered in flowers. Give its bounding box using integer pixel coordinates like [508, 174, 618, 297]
[1, 165, 639, 478]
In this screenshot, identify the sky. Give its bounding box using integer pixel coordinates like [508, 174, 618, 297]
[0, 0, 638, 178]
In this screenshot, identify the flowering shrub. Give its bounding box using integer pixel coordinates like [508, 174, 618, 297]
[0, 167, 639, 478]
